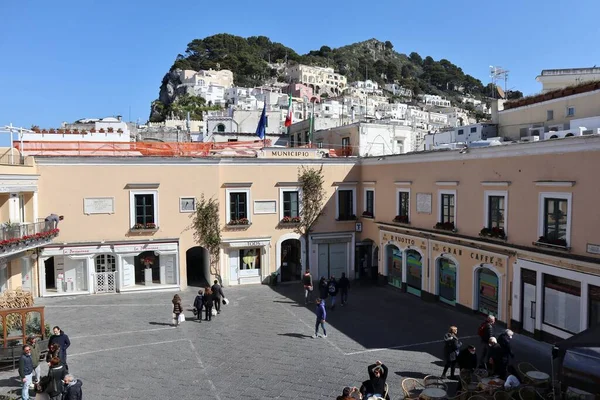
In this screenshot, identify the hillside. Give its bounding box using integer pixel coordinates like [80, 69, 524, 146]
[150, 34, 496, 122]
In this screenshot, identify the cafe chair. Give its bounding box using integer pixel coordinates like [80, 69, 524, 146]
[447, 390, 469, 400]
[468, 395, 490, 400]
[518, 386, 544, 400]
[474, 369, 489, 380]
[402, 378, 425, 399]
[424, 375, 448, 390]
[494, 390, 516, 400]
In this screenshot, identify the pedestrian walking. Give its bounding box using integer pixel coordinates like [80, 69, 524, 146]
[477, 315, 495, 368]
[45, 357, 67, 400]
[48, 326, 70, 367]
[19, 345, 34, 400]
[338, 272, 349, 306]
[318, 276, 329, 302]
[26, 335, 41, 384]
[172, 294, 183, 327]
[302, 269, 313, 304]
[44, 214, 63, 230]
[487, 337, 506, 378]
[360, 361, 390, 400]
[441, 326, 461, 379]
[313, 298, 327, 338]
[211, 280, 225, 314]
[203, 287, 214, 321]
[328, 276, 338, 309]
[62, 375, 83, 400]
[193, 289, 204, 322]
[498, 329, 515, 366]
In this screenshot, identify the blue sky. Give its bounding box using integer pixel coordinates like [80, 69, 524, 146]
[0, 0, 598, 131]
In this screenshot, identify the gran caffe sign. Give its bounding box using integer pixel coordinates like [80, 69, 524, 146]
[431, 241, 506, 269]
[382, 231, 427, 252]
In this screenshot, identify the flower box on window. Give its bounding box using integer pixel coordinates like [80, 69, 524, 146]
[228, 218, 249, 226]
[434, 222, 456, 232]
[362, 211, 374, 218]
[131, 223, 158, 231]
[534, 236, 568, 249]
[479, 227, 506, 240]
[393, 215, 409, 224]
[280, 216, 301, 224]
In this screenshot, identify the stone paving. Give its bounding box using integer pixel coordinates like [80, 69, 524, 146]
[0, 282, 553, 400]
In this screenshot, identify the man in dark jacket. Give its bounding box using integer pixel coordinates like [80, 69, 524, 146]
[487, 337, 507, 378]
[497, 329, 514, 366]
[478, 315, 495, 367]
[360, 361, 389, 400]
[211, 280, 225, 314]
[457, 345, 478, 371]
[338, 273, 350, 306]
[48, 326, 71, 366]
[62, 374, 83, 400]
[18, 345, 34, 400]
[193, 289, 204, 322]
[26, 335, 41, 383]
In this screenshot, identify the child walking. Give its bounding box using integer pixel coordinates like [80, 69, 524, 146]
[313, 298, 327, 338]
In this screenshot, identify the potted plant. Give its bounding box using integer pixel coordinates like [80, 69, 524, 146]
[99, 128, 105, 133]
[393, 215, 409, 224]
[362, 211, 374, 218]
[435, 222, 455, 231]
[537, 236, 568, 247]
[117, 128, 124, 133]
[228, 218, 249, 226]
[41, 129, 48, 134]
[107, 127, 114, 133]
[49, 128, 56, 134]
[144, 222, 156, 229]
[90, 128, 96, 133]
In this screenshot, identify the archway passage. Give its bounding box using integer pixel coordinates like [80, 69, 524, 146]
[438, 258, 457, 305]
[280, 239, 301, 282]
[478, 267, 499, 317]
[186, 246, 210, 287]
[406, 250, 422, 297]
[386, 244, 402, 289]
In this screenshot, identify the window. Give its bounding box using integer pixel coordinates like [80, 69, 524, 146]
[567, 107, 575, 117]
[365, 189, 374, 216]
[396, 140, 404, 153]
[547, 110, 554, 121]
[317, 141, 323, 148]
[239, 248, 261, 271]
[396, 189, 410, 220]
[484, 191, 507, 231]
[457, 129, 464, 135]
[129, 191, 158, 228]
[229, 192, 248, 221]
[217, 124, 225, 133]
[470, 127, 477, 133]
[440, 193, 455, 223]
[543, 274, 581, 333]
[282, 191, 299, 218]
[337, 188, 355, 220]
[95, 254, 116, 273]
[543, 197, 568, 242]
[227, 138, 238, 142]
[341, 137, 350, 148]
[290, 135, 295, 147]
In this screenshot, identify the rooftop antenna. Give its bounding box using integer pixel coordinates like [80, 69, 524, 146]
[489, 66, 509, 99]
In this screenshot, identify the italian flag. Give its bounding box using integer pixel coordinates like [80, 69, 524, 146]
[284, 95, 293, 127]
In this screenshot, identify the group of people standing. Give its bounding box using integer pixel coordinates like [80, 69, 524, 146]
[171, 280, 227, 325]
[302, 269, 350, 309]
[18, 326, 83, 400]
[440, 315, 520, 388]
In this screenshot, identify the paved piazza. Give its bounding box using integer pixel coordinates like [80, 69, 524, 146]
[0, 283, 552, 399]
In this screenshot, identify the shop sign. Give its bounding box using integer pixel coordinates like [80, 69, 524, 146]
[432, 241, 504, 269]
[587, 243, 600, 255]
[382, 231, 426, 250]
[114, 243, 176, 253]
[227, 240, 269, 248]
[63, 247, 94, 255]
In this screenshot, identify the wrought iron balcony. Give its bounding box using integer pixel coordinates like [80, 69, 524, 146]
[0, 221, 60, 257]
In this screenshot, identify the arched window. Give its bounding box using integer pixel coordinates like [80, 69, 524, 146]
[405, 250, 422, 296]
[386, 245, 402, 289]
[550, 135, 558, 139]
[95, 254, 116, 273]
[477, 267, 499, 316]
[438, 258, 457, 305]
[217, 124, 225, 133]
[565, 133, 574, 137]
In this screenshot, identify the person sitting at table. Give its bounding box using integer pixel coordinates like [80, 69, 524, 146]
[504, 365, 521, 389]
[360, 361, 389, 400]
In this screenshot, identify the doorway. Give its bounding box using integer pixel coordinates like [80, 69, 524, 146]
[355, 242, 373, 280]
[318, 243, 347, 279]
[521, 268, 537, 334]
[44, 257, 55, 290]
[280, 239, 301, 282]
[186, 246, 210, 286]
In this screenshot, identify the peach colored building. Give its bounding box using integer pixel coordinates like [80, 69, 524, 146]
[358, 135, 600, 342]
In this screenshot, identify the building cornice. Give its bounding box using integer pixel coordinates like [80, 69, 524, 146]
[33, 156, 357, 166]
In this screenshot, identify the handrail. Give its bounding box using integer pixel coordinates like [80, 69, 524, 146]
[0, 221, 53, 242]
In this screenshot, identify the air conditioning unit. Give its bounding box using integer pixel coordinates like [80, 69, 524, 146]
[581, 128, 600, 135]
[521, 135, 540, 142]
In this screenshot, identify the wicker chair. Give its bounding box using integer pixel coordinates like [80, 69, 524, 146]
[517, 363, 538, 383]
[474, 369, 489, 380]
[493, 390, 516, 400]
[468, 395, 490, 400]
[423, 375, 448, 390]
[518, 386, 545, 400]
[402, 378, 425, 399]
[460, 373, 480, 394]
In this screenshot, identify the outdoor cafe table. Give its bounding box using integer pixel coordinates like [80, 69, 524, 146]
[420, 387, 447, 400]
[479, 377, 505, 392]
[526, 371, 550, 382]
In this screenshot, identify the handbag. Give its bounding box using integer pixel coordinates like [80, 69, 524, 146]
[178, 314, 186, 323]
[211, 308, 217, 316]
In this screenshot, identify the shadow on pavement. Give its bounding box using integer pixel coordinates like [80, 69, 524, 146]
[148, 322, 174, 326]
[395, 371, 428, 379]
[277, 333, 313, 339]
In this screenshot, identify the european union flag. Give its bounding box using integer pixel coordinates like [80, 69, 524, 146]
[256, 104, 267, 140]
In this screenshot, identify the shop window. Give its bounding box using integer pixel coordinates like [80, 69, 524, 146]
[386, 245, 402, 289]
[478, 268, 499, 317]
[337, 189, 355, 220]
[543, 274, 581, 334]
[239, 248, 260, 271]
[438, 258, 457, 305]
[405, 250, 422, 296]
[129, 191, 158, 228]
[589, 284, 600, 327]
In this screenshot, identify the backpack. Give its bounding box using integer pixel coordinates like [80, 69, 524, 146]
[478, 322, 487, 338]
[328, 282, 336, 293]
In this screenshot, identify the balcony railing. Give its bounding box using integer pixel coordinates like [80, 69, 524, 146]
[0, 221, 60, 252]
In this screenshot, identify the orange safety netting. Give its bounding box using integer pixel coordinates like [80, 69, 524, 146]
[13, 140, 272, 157]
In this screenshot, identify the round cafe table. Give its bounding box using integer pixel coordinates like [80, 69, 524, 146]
[420, 387, 447, 400]
[526, 371, 550, 381]
[479, 377, 505, 393]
